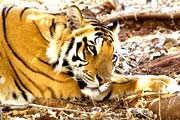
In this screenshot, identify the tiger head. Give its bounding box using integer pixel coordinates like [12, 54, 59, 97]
[46, 6, 119, 98]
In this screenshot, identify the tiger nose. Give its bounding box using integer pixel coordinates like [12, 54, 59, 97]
[96, 74, 109, 85]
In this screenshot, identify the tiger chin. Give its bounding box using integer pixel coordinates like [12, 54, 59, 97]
[0, 6, 179, 105]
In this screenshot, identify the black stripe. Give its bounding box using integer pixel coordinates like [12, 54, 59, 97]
[12, 92, 18, 99]
[95, 26, 114, 43]
[79, 62, 89, 67]
[62, 59, 73, 71]
[95, 27, 100, 31]
[95, 36, 102, 45]
[108, 35, 114, 42]
[82, 44, 86, 60]
[72, 55, 81, 62]
[5, 6, 14, 18]
[72, 41, 84, 62]
[47, 87, 56, 98]
[52, 60, 59, 68]
[103, 90, 112, 101]
[91, 23, 99, 26]
[83, 36, 97, 56]
[82, 37, 87, 44]
[95, 32, 103, 36]
[14, 77, 28, 101]
[7, 57, 32, 97]
[2, 8, 7, 27]
[49, 18, 56, 37]
[100, 27, 107, 33]
[20, 7, 29, 21]
[89, 19, 100, 26]
[0, 52, 2, 58]
[65, 37, 75, 55]
[102, 38, 106, 46]
[20, 70, 44, 97]
[5, 52, 29, 101]
[2, 10, 63, 83]
[33, 21, 49, 44]
[77, 78, 87, 89]
[76, 42, 83, 58]
[101, 26, 113, 35]
[62, 59, 69, 66]
[37, 57, 50, 66]
[82, 37, 88, 51]
[69, 39, 85, 61]
[66, 71, 74, 77]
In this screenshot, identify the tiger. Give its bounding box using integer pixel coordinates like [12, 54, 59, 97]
[0, 5, 179, 104]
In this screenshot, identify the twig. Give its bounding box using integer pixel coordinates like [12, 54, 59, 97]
[61, 111, 85, 120]
[124, 92, 158, 103]
[158, 92, 162, 120]
[0, 103, 94, 115]
[0, 108, 4, 120]
[108, 92, 168, 112]
[125, 92, 177, 102]
[136, 110, 155, 120]
[108, 99, 125, 111]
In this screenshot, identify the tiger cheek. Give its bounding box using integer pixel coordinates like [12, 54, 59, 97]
[85, 47, 112, 79]
[100, 44, 114, 75]
[83, 54, 95, 71]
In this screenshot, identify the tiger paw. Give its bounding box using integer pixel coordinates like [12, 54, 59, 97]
[80, 82, 111, 101]
[110, 75, 180, 99]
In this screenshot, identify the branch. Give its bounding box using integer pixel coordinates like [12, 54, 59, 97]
[101, 8, 180, 23]
[141, 53, 180, 75]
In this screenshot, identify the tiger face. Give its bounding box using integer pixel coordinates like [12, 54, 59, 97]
[47, 6, 119, 97]
[71, 24, 115, 90]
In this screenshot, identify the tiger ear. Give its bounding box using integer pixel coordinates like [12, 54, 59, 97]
[67, 5, 84, 30]
[106, 20, 119, 33]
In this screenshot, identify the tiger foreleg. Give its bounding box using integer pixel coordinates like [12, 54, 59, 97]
[109, 74, 180, 99]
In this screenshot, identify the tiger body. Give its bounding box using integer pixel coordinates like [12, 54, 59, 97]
[0, 7, 84, 103]
[0, 6, 179, 104]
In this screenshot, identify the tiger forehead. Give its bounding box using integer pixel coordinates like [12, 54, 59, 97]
[94, 26, 113, 35]
[74, 27, 94, 36]
[74, 26, 112, 37]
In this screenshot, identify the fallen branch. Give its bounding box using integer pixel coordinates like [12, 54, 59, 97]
[141, 53, 180, 75]
[101, 8, 180, 23]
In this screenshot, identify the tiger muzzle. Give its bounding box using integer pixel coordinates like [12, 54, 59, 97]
[96, 74, 109, 85]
